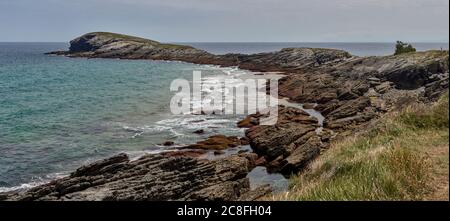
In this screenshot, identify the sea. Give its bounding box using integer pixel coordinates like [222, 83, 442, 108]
[0, 42, 448, 193]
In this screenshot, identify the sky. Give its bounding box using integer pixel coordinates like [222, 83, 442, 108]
[0, 0, 448, 42]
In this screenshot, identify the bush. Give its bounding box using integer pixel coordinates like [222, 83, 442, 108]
[395, 41, 417, 55]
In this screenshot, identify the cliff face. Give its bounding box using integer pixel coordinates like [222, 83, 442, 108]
[11, 32, 447, 201]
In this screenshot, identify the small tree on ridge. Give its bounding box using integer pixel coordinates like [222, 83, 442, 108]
[395, 41, 417, 55]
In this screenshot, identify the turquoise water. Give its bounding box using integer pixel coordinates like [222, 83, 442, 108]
[0, 43, 248, 189]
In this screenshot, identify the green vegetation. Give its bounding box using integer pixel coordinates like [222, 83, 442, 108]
[87, 32, 195, 50]
[272, 93, 449, 201]
[395, 41, 417, 55]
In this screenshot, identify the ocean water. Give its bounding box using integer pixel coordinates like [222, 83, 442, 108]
[0, 42, 448, 193]
[0, 43, 251, 191]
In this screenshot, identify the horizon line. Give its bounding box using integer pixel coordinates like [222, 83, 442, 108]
[0, 41, 449, 44]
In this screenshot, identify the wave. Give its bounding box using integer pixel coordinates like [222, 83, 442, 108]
[0, 173, 66, 193]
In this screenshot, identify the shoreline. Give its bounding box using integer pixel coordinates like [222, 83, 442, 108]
[0, 64, 298, 195]
[2, 32, 448, 201]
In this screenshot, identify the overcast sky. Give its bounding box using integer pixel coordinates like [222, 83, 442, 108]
[0, 0, 448, 42]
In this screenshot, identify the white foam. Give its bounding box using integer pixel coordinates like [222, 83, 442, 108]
[0, 173, 66, 193]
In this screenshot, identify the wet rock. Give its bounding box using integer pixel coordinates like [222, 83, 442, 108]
[183, 135, 245, 150]
[302, 103, 316, 109]
[238, 149, 250, 154]
[162, 141, 175, 146]
[237, 113, 263, 128]
[193, 129, 205, 134]
[255, 157, 267, 167]
[239, 137, 250, 146]
[71, 153, 129, 177]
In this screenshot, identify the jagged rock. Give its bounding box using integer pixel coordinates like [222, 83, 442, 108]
[162, 150, 207, 158]
[244, 106, 326, 175]
[424, 74, 449, 101]
[375, 82, 393, 94]
[326, 97, 372, 120]
[182, 135, 245, 150]
[3, 153, 266, 201]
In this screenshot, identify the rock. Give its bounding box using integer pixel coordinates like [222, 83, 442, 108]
[182, 135, 244, 150]
[375, 82, 393, 94]
[239, 137, 250, 146]
[49, 32, 353, 69]
[255, 157, 267, 167]
[71, 153, 129, 177]
[238, 149, 250, 154]
[424, 75, 449, 101]
[214, 150, 225, 155]
[162, 150, 207, 158]
[324, 111, 377, 130]
[193, 129, 205, 134]
[162, 141, 175, 146]
[235, 48, 352, 72]
[237, 113, 263, 128]
[243, 106, 327, 175]
[238, 185, 272, 201]
[367, 77, 381, 82]
[280, 136, 323, 174]
[325, 97, 372, 120]
[3, 153, 259, 201]
[302, 103, 316, 109]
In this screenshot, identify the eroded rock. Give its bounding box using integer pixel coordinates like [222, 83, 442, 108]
[3, 153, 269, 201]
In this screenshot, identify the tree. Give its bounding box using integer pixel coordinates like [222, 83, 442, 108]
[394, 41, 417, 55]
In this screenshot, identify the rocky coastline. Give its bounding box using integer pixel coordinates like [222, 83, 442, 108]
[3, 32, 448, 201]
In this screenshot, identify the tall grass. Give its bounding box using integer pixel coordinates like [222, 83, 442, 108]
[273, 93, 449, 201]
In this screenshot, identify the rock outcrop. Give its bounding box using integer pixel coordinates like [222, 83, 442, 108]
[182, 135, 247, 150]
[2, 153, 271, 201]
[49, 32, 354, 69]
[244, 106, 330, 175]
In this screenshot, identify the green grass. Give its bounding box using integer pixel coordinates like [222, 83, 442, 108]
[87, 32, 195, 50]
[271, 92, 449, 201]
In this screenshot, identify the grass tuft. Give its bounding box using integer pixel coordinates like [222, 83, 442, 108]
[271, 92, 449, 201]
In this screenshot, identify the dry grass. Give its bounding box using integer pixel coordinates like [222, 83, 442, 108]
[270, 93, 449, 201]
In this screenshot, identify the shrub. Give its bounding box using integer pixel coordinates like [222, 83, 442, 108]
[395, 41, 417, 55]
